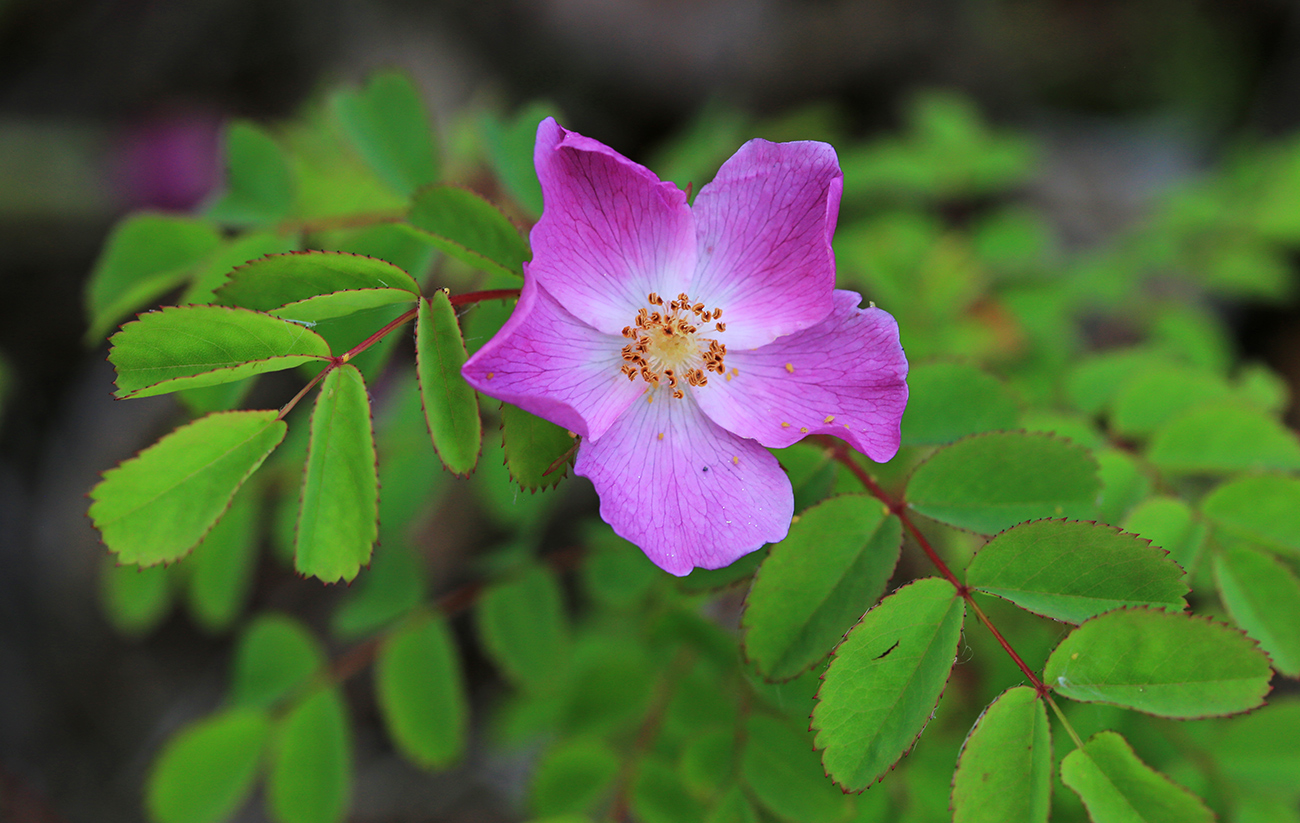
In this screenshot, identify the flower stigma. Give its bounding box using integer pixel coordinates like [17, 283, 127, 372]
[620, 292, 727, 399]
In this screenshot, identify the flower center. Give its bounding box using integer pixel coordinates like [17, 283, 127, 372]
[620, 292, 728, 399]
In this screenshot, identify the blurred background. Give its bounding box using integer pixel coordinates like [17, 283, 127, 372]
[2, 0, 1299, 820]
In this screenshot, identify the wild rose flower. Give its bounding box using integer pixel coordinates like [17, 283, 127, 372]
[463, 118, 908, 575]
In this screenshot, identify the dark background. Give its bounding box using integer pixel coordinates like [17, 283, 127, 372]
[1, 1, 1298, 820]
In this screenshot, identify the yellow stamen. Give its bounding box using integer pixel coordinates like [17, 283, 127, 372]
[785, 363, 794, 373]
[800, 427, 809, 433]
[824, 415, 835, 423]
[732, 455, 739, 465]
[781, 422, 790, 428]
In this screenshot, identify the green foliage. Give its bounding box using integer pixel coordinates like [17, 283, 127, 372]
[965, 520, 1188, 624]
[109, 306, 331, 398]
[374, 614, 468, 769]
[812, 578, 965, 791]
[332, 71, 439, 196]
[86, 74, 1300, 823]
[406, 184, 530, 278]
[295, 364, 378, 583]
[268, 687, 351, 823]
[415, 291, 481, 475]
[1044, 609, 1272, 717]
[743, 494, 901, 681]
[1060, 731, 1214, 823]
[951, 686, 1051, 823]
[146, 708, 270, 823]
[905, 432, 1100, 534]
[91, 410, 286, 565]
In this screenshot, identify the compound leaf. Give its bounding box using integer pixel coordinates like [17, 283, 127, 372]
[951, 686, 1051, 823]
[1060, 730, 1213, 823]
[405, 184, 528, 278]
[90, 410, 286, 566]
[906, 432, 1099, 535]
[965, 520, 1188, 624]
[267, 687, 351, 823]
[416, 292, 480, 475]
[743, 494, 901, 681]
[295, 365, 378, 583]
[812, 577, 964, 791]
[1044, 608, 1272, 718]
[109, 306, 331, 398]
[146, 707, 270, 823]
[375, 614, 468, 769]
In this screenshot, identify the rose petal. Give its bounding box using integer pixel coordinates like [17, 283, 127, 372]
[575, 393, 793, 576]
[529, 118, 696, 335]
[462, 275, 643, 442]
[688, 139, 842, 348]
[693, 290, 908, 462]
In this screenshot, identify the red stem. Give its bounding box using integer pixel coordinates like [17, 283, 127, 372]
[829, 443, 1049, 696]
[448, 288, 520, 307]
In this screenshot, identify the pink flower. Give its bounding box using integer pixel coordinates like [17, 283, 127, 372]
[463, 118, 908, 575]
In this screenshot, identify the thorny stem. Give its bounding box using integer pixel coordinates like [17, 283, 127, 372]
[275, 288, 520, 420]
[827, 442, 1050, 697]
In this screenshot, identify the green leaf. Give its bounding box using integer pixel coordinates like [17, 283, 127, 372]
[295, 365, 378, 583]
[965, 520, 1188, 624]
[1108, 364, 1233, 437]
[416, 292, 481, 475]
[267, 687, 351, 823]
[1212, 697, 1300, 797]
[680, 728, 735, 798]
[146, 707, 270, 823]
[230, 614, 326, 709]
[1147, 403, 1300, 474]
[405, 184, 529, 278]
[741, 714, 852, 823]
[214, 250, 420, 312]
[1122, 497, 1205, 578]
[186, 480, 259, 633]
[90, 410, 287, 566]
[899, 362, 1019, 445]
[632, 758, 705, 823]
[109, 306, 331, 398]
[208, 121, 295, 226]
[1065, 349, 1174, 416]
[375, 614, 468, 769]
[905, 432, 1100, 535]
[480, 102, 553, 216]
[85, 213, 222, 341]
[1214, 545, 1300, 677]
[1095, 448, 1152, 526]
[179, 229, 300, 306]
[1202, 474, 1300, 558]
[811, 577, 965, 791]
[743, 495, 902, 681]
[476, 563, 570, 690]
[529, 738, 619, 817]
[501, 402, 575, 490]
[331, 70, 438, 195]
[1044, 608, 1272, 717]
[705, 785, 760, 823]
[100, 557, 172, 636]
[272, 288, 417, 325]
[951, 686, 1050, 823]
[1060, 731, 1214, 823]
